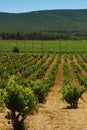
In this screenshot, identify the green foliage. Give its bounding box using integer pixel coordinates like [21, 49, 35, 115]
[71, 60, 87, 87]
[36, 69, 45, 79]
[1, 40, 87, 53]
[4, 76, 38, 130]
[63, 59, 73, 86]
[61, 83, 86, 108]
[0, 89, 5, 110]
[13, 46, 19, 53]
[1, 9, 87, 39]
[29, 80, 50, 103]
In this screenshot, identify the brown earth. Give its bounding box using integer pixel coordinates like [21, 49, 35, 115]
[67, 57, 80, 85]
[45, 55, 57, 78]
[73, 55, 87, 77]
[1, 55, 87, 130]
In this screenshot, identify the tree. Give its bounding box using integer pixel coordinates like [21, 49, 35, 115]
[4, 76, 38, 130]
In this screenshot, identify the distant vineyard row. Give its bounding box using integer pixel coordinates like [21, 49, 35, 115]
[0, 53, 87, 89]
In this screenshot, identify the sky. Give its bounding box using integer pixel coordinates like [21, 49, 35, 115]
[0, 0, 87, 13]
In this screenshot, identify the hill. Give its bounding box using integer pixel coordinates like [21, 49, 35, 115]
[0, 9, 87, 33]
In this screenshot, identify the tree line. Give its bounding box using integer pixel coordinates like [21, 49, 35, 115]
[0, 31, 87, 40]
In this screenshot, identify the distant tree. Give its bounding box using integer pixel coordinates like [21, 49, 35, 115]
[13, 46, 19, 53]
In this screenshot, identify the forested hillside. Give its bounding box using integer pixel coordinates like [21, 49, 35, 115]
[0, 9, 87, 40]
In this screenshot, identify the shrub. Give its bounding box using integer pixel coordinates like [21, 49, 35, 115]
[13, 46, 19, 53]
[4, 76, 38, 130]
[29, 80, 50, 103]
[61, 83, 86, 108]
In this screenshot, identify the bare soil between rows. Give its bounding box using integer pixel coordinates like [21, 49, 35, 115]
[1, 56, 87, 130]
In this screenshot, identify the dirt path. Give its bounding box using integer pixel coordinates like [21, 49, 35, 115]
[45, 55, 64, 111]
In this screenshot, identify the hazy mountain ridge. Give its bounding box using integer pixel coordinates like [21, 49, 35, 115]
[0, 9, 87, 32]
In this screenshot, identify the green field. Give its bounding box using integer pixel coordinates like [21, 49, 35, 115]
[0, 40, 87, 53]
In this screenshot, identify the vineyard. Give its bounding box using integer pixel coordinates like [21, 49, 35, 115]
[1, 53, 87, 89]
[0, 51, 87, 129]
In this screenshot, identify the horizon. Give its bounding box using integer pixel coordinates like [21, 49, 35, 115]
[0, 0, 87, 13]
[0, 8, 87, 14]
